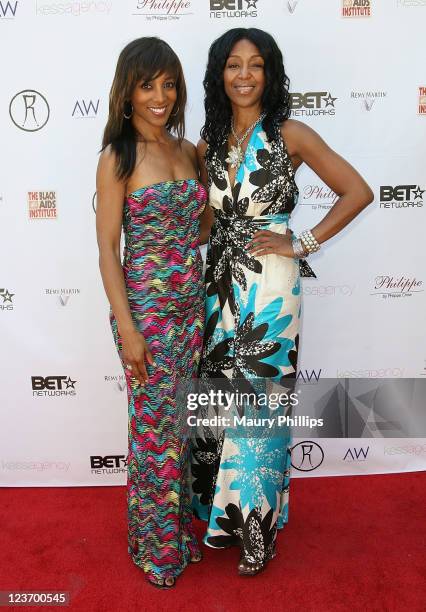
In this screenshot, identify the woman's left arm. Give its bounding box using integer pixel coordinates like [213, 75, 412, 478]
[283, 119, 374, 243]
[249, 120, 374, 257]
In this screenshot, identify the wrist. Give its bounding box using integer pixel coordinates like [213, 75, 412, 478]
[118, 321, 138, 337]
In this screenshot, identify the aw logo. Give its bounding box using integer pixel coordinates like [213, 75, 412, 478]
[72, 99, 100, 119]
[343, 446, 369, 461]
[379, 184, 424, 209]
[0, 1, 18, 18]
[290, 91, 337, 116]
[9, 90, 50, 132]
[296, 368, 322, 383]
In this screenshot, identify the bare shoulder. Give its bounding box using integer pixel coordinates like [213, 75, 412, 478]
[97, 144, 119, 175]
[197, 138, 208, 158]
[181, 138, 197, 164]
[281, 118, 328, 156]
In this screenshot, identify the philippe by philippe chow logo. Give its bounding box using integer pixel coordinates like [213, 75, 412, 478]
[290, 92, 337, 116]
[290, 441, 324, 472]
[342, 0, 371, 17]
[28, 191, 57, 219]
[104, 375, 127, 393]
[419, 87, 426, 115]
[210, 0, 258, 18]
[300, 184, 338, 210]
[351, 91, 387, 111]
[31, 375, 77, 397]
[0, 1, 18, 18]
[133, 0, 193, 20]
[45, 288, 80, 306]
[0, 288, 14, 311]
[371, 275, 423, 299]
[90, 454, 127, 474]
[9, 90, 50, 132]
[379, 184, 424, 209]
[72, 99, 99, 118]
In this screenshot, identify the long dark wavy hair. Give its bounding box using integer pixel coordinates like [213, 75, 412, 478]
[102, 37, 187, 181]
[201, 28, 291, 158]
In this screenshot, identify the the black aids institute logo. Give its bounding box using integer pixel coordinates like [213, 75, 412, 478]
[379, 184, 424, 209]
[0, 1, 18, 18]
[72, 99, 99, 119]
[210, 0, 259, 18]
[290, 92, 337, 116]
[290, 441, 324, 471]
[0, 288, 14, 311]
[31, 375, 77, 397]
[9, 90, 50, 132]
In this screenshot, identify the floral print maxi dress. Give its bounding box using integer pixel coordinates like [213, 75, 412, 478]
[191, 122, 301, 564]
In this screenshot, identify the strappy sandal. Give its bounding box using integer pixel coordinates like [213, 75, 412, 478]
[146, 575, 176, 589]
[237, 546, 277, 577]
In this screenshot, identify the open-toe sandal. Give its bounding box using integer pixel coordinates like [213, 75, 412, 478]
[147, 575, 175, 589]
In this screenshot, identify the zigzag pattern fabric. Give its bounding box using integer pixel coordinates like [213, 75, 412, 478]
[110, 179, 206, 583]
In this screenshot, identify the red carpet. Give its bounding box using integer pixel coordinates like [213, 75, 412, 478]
[1, 473, 425, 612]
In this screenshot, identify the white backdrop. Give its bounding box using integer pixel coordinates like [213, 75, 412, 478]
[1, 0, 425, 486]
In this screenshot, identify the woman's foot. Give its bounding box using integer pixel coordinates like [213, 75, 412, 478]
[237, 546, 276, 577]
[190, 552, 203, 563]
[147, 575, 175, 589]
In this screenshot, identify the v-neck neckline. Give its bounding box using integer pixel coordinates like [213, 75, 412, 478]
[224, 122, 262, 195]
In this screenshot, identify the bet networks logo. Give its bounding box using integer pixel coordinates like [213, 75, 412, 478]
[351, 91, 387, 111]
[379, 184, 424, 209]
[0, 288, 14, 311]
[28, 191, 57, 219]
[210, 0, 258, 19]
[90, 454, 127, 474]
[418, 87, 426, 115]
[342, 0, 371, 18]
[290, 92, 337, 116]
[31, 375, 77, 397]
[371, 275, 423, 299]
[133, 0, 193, 20]
[45, 288, 81, 306]
[72, 99, 99, 119]
[0, 1, 18, 18]
[300, 184, 338, 210]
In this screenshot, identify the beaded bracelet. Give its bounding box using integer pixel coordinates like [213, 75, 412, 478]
[292, 238, 306, 259]
[299, 229, 321, 254]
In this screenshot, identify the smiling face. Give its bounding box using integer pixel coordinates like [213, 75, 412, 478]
[223, 38, 265, 110]
[130, 71, 177, 128]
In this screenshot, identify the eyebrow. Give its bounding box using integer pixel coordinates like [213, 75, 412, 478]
[227, 54, 264, 60]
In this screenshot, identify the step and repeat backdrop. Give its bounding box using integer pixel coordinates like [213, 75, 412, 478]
[1, 0, 425, 486]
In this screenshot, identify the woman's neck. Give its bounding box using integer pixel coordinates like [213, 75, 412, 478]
[132, 116, 171, 144]
[231, 104, 263, 134]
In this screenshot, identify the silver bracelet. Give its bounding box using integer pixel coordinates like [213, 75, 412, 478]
[300, 229, 321, 254]
[292, 238, 307, 259]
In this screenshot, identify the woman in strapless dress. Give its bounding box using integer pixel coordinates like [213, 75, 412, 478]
[96, 37, 207, 589]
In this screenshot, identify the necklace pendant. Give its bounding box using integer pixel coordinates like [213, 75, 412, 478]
[225, 144, 244, 169]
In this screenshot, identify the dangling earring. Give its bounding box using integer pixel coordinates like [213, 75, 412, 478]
[123, 102, 133, 120]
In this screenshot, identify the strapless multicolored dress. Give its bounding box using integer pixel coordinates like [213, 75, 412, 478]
[110, 178, 206, 584]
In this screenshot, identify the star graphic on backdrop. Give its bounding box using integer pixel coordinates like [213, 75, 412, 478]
[245, 0, 258, 8]
[65, 376, 77, 389]
[413, 186, 425, 200]
[324, 93, 337, 107]
[0, 289, 14, 303]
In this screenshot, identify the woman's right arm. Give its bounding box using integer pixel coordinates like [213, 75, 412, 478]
[197, 139, 214, 245]
[96, 147, 154, 385]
